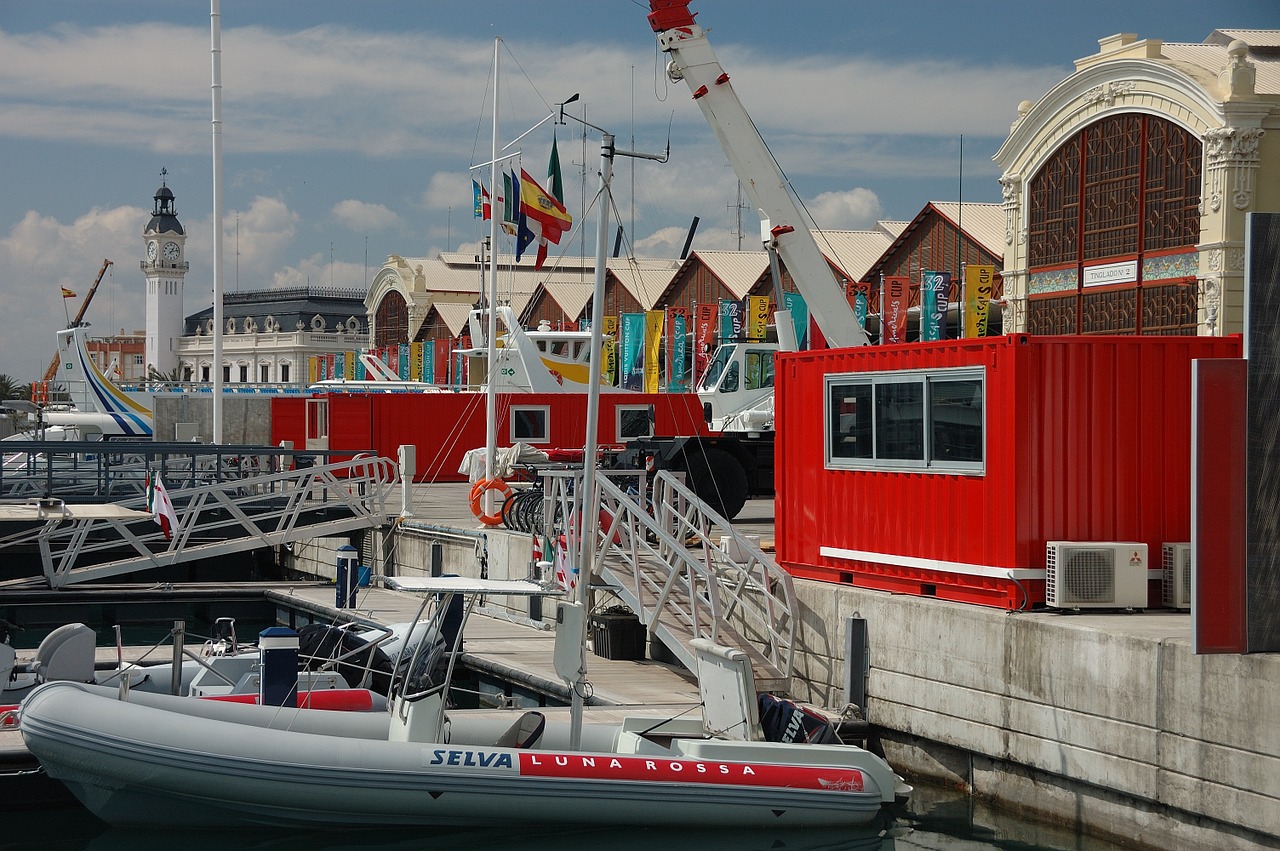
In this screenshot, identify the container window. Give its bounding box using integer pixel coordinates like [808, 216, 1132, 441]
[826, 368, 984, 473]
[617, 406, 654, 440]
[511, 407, 550, 443]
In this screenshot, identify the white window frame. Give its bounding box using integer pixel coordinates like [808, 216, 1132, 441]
[616, 405, 654, 440]
[825, 366, 985, 474]
[510, 405, 551, 444]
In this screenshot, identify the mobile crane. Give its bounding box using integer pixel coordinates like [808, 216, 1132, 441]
[42, 259, 113, 382]
[621, 1, 870, 518]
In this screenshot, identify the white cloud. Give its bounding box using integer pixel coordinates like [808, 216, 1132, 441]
[331, 199, 398, 233]
[0, 206, 147, 381]
[806, 188, 883, 230]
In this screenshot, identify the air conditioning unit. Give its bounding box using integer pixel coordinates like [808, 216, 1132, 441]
[1162, 543, 1192, 610]
[1045, 542, 1147, 610]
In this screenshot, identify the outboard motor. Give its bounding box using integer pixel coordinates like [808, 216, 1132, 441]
[298, 624, 396, 695]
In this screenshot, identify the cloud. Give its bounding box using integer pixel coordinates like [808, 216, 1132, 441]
[0, 206, 145, 381]
[806, 188, 883, 230]
[331, 199, 398, 233]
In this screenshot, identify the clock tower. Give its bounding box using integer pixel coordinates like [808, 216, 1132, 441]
[141, 170, 188, 377]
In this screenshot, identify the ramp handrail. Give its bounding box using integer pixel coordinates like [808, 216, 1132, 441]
[0, 454, 397, 589]
[539, 467, 796, 687]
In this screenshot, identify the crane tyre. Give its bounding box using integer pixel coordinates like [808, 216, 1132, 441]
[683, 447, 748, 519]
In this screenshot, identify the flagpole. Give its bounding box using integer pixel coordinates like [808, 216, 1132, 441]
[210, 0, 225, 444]
[484, 37, 501, 513]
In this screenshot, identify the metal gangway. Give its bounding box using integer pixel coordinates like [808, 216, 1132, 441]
[0, 442, 398, 589]
[541, 467, 797, 694]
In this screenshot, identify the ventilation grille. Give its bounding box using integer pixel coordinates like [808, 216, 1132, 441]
[1162, 543, 1191, 609]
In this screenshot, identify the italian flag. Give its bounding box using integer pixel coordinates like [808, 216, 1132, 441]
[145, 470, 179, 541]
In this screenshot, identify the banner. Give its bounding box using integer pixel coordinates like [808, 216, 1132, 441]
[308, 356, 318, 383]
[921, 271, 952, 342]
[782, 291, 809, 350]
[964, 265, 995, 338]
[718, 299, 742, 343]
[343, 351, 355, 381]
[745, 295, 770, 341]
[601, 315, 618, 386]
[410, 342, 424, 381]
[883, 276, 910, 345]
[435, 338, 450, 384]
[398, 345, 409, 379]
[422, 343, 434, 384]
[644, 310, 665, 394]
[694, 303, 716, 384]
[355, 354, 366, 381]
[667, 307, 689, 392]
[620, 313, 645, 391]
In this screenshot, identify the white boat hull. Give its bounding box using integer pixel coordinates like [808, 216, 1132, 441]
[21, 681, 894, 829]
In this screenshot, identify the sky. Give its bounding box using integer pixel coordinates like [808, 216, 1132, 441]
[0, 0, 1273, 383]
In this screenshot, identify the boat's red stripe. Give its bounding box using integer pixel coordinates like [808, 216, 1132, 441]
[518, 752, 864, 791]
[199, 690, 375, 711]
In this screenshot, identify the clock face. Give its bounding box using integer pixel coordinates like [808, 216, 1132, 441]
[147, 241, 158, 261]
[163, 242, 180, 261]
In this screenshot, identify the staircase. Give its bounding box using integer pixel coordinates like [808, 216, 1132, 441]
[540, 468, 797, 694]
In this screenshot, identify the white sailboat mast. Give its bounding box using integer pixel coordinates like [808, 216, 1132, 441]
[484, 38, 502, 499]
[210, 0, 224, 443]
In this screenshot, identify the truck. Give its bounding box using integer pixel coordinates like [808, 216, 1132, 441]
[621, 0, 871, 519]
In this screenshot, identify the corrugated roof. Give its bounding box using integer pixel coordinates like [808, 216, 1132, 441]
[812, 229, 896, 281]
[608, 263, 679, 309]
[691, 250, 769, 300]
[431, 301, 475, 338]
[929, 203, 1006, 256]
[1161, 39, 1280, 95]
[540, 274, 595, 320]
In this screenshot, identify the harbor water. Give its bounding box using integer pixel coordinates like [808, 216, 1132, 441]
[3, 782, 1147, 851]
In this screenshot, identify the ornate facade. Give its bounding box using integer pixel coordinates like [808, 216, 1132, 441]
[994, 31, 1278, 336]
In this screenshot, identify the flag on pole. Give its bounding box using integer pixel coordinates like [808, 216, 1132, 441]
[518, 156, 573, 269]
[145, 470, 179, 540]
[472, 180, 491, 220]
[501, 170, 519, 236]
[61, 287, 77, 299]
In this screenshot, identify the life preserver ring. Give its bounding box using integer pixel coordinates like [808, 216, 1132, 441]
[468, 477, 512, 526]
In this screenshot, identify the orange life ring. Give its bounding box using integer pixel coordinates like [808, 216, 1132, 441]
[469, 477, 512, 526]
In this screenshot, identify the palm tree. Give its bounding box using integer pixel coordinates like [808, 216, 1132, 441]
[0, 373, 23, 402]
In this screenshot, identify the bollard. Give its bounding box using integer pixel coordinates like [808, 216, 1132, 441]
[258, 627, 299, 707]
[336, 545, 359, 608]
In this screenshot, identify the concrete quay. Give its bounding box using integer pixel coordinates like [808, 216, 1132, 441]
[296, 482, 1277, 851]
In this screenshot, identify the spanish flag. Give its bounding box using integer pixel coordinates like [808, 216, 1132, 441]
[61, 287, 77, 299]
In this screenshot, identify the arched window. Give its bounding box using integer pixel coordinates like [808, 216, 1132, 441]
[375, 290, 409, 347]
[1027, 115, 1201, 335]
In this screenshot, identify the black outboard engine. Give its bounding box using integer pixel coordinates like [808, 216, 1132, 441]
[298, 624, 396, 696]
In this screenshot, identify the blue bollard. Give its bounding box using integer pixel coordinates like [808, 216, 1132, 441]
[336, 545, 358, 608]
[258, 626, 299, 707]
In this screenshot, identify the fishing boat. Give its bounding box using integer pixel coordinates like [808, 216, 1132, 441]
[18, 575, 906, 829]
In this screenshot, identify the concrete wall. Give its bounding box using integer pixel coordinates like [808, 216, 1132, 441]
[790, 580, 1279, 850]
[154, 396, 274, 445]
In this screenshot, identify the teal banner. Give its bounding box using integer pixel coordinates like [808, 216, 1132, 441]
[423, 345, 434, 383]
[854, 291, 868, 329]
[669, 310, 688, 392]
[921, 271, 952, 342]
[782, 291, 809, 349]
[718, 299, 742, 342]
[398, 346, 409, 379]
[620, 313, 646, 391]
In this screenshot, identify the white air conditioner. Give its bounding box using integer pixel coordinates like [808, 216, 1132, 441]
[1045, 542, 1147, 610]
[1162, 543, 1192, 610]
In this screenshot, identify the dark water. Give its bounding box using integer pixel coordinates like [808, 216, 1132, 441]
[0, 781, 1138, 851]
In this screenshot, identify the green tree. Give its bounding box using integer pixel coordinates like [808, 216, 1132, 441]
[0, 373, 24, 402]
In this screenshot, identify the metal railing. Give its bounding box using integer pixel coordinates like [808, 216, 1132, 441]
[0, 452, 397, 589]
[540, 467, 796, 691]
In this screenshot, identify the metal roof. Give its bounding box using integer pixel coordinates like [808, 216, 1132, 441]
[690, 250, 769, 300]
[928, 203, 1006, 257]
[812, 229, 896, 282]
